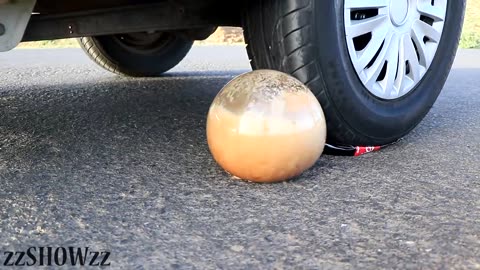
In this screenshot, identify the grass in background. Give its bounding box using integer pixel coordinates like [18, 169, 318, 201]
[461, 1, 480, 48]
[17, 2, 480, 49]
[18, 38, 79, 48]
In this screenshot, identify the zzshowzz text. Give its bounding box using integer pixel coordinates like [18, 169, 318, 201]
[2, 247, 111, 267]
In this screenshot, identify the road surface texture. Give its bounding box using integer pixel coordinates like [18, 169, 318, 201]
[0, 47, 479, 269]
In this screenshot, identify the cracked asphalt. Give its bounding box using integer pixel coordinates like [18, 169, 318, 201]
[0, 46, 479, 269]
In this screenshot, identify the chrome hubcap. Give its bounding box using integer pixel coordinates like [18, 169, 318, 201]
[344, 0, 447, 99]
[390, 0, 409, 26]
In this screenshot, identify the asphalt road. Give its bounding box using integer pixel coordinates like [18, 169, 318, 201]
[0, 46, 479, 269]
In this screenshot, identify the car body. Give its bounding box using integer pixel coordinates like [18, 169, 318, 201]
[0, 0, 466, 146]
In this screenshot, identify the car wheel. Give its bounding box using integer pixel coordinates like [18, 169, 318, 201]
[78, 32, 193, 77]
[243, 0, 465, 145]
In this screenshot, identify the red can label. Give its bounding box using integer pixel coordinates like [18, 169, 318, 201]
[354, 146, 381, 156]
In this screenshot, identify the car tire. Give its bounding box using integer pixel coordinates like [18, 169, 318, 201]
[78, 32, 193, 77]
[243, 0, 465, 145]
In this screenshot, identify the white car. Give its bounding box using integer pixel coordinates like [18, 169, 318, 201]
[2, 0, 466, 146]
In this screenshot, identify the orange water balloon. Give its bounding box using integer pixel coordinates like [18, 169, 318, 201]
[207, 70, 327, 183]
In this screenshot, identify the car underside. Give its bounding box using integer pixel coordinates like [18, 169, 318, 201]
[6, 0, 239, 50]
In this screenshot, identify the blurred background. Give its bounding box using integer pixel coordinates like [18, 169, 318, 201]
[18, 1, 480, 49]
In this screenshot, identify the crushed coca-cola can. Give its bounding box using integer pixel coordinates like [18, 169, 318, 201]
[324, 140, 400, 156]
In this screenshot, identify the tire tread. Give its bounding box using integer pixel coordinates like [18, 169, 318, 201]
[244, 0, 357, 144]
